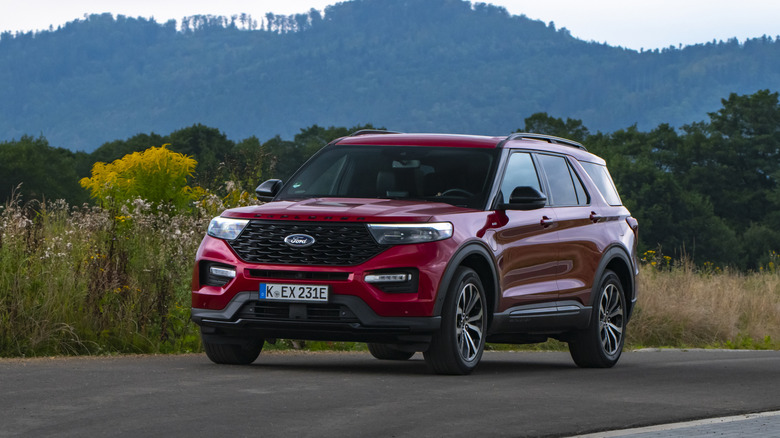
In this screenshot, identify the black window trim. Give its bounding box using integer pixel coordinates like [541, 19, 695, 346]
[566, 155, 591, 206]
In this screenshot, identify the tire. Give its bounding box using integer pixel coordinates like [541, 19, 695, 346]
[424, 267, 487, 375]
[367, 343, 415, 361]
[568, 270, 626, 368]
[202, 334, 264, 365]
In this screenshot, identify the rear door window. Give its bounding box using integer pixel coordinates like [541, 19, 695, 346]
[537, 154, 588, 206]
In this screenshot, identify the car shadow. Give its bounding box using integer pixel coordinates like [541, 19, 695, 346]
[218, 351, 582, 376]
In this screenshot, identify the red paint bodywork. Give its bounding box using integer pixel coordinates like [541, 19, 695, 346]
[192, 135, 637, 324]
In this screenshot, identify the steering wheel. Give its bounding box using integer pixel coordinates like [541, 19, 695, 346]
[440, 188, 474, 197]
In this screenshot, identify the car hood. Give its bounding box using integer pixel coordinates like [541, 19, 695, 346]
[222, 198, 475, 223]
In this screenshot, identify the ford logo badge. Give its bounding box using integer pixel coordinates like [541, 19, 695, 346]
[284, 234, 315, 248]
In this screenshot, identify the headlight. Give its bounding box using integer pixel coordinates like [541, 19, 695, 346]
[207, 217, 249, 240]
[367, 222, 453, 245]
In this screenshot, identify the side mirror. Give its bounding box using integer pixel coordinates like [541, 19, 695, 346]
[255, 179, 283, 202]
[501, 186, 547, 210]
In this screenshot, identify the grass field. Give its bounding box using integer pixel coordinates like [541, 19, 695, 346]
[629, 254, 779, 350]
[1, 199, 778, 357]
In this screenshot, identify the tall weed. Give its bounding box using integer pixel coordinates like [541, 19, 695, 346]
[0, 196, 210, 356]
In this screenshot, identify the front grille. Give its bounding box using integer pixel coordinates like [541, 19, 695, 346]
[229, 221, 389, 266]
[237, 301, 360, 323]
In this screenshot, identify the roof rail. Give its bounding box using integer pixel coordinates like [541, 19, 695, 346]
[349, 129, 403, 137]
[499, 132, 587, 151]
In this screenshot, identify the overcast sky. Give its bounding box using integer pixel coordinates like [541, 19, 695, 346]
[2, 0, 779, 51]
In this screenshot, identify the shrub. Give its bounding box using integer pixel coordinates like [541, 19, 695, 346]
[79, 144, 201, 212]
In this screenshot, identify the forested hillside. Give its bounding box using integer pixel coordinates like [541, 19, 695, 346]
[1, 0, 779, 151]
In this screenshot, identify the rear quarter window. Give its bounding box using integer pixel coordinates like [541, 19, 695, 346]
[580, 162, 622, 206]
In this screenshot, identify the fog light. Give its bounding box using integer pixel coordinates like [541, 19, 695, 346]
[365, 273, 411, 283]
[364, 269, 419, 293]
[209, 266, 236, 278]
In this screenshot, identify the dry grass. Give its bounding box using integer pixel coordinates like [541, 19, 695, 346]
[628, 261, 780, 349]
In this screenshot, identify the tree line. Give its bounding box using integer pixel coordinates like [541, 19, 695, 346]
[0, 123, 379, 207]
[2, 90, 778, 269]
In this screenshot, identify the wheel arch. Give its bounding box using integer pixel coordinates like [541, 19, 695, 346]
[433, 241, 499, 324]
[592, 245, 637, 321]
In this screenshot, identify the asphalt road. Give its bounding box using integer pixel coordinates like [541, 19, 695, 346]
[1, 350, 779, 438]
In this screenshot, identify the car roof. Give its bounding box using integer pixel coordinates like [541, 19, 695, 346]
[332, 132, 604, 163]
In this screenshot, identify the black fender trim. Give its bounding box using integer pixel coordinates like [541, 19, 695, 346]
[432, 241, 500, 317]
[591, 245, 637, 320]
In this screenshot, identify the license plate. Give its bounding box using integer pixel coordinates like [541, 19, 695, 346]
[259, 283, 329, 302]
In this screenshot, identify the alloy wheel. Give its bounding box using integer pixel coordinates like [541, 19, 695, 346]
[456, 282, 485, 362]
[598, 283, 624, 356]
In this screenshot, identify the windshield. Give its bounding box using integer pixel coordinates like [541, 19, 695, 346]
[277, 145, 500, 209]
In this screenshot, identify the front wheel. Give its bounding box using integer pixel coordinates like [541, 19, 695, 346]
[424, 267, 487, 375]
[568, 270, 626, 368]
[202, 331, 264, 365]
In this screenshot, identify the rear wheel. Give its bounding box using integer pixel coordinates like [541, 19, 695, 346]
[367, 343, 415, 361]
[202, 331, 264, 365]
[568, 270, 626, 368]
[424, 267, 487, 375]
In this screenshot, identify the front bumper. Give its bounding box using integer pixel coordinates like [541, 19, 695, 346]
[192, 292, 441, 344]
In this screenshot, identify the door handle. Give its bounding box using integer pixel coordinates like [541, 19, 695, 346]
[589, 211, 603, 223]
[540, 216, 554, 227]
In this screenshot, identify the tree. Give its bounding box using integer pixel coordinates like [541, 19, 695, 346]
[682, 90, 780, 229]
[588, 125, 741, 265]
[0, 136, 87, 204]
[167, 124, 235, 187]
[692, 90, 780, 266]
[89, 132, 167, 167]
[521, 113, 590, 142]
[220, 136, 265, 196]
[258, 123, 382, 183]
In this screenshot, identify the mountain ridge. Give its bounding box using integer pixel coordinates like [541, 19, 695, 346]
[1, 0, 778, 151]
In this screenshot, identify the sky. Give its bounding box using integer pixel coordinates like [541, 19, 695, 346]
[1, 0, 779, 51]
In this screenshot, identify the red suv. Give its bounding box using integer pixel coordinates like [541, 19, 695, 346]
[191, 131, 638, 374]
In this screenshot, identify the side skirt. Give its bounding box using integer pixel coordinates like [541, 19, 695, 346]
[487, 300, 591, 344]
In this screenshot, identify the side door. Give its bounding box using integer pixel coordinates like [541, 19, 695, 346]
[535, 154, 601, 307]
[492, 152, 561, 312]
